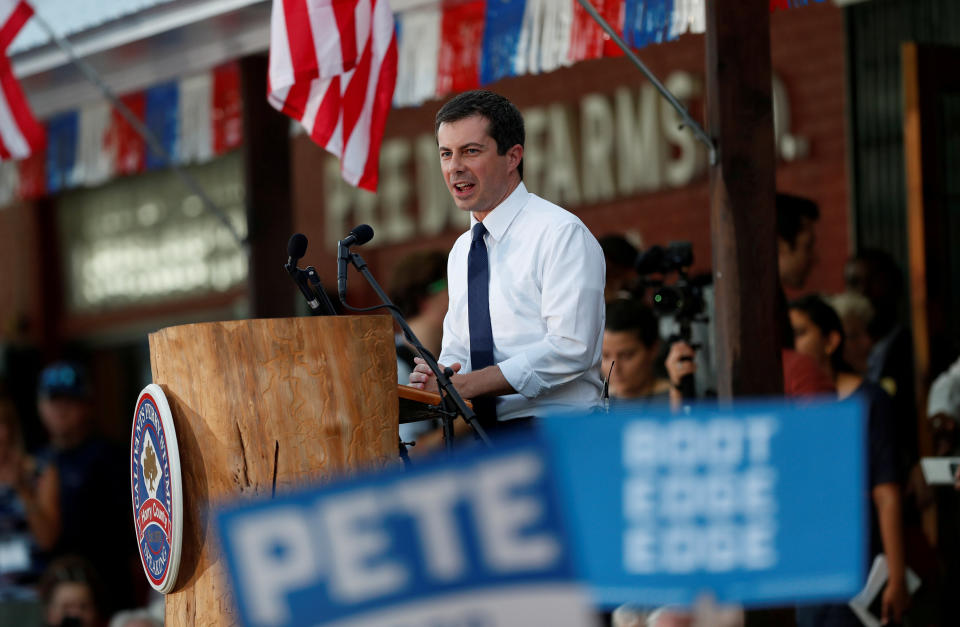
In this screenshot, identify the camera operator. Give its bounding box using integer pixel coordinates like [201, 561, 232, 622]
[632, 242, 712, 409]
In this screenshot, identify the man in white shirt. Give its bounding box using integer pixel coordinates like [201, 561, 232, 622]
[408, 90, 605, 429]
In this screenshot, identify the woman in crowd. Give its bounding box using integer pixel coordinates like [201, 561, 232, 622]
[789, 295, 909, 626]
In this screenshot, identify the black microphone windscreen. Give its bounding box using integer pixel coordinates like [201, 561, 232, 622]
[350, 224, 374, 246]
[288, 233, 308, 259]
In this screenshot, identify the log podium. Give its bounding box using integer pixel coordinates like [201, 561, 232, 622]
[148, 315, 399, 624]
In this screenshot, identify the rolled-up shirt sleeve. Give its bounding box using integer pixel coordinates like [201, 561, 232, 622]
[497, 223, 605, 398]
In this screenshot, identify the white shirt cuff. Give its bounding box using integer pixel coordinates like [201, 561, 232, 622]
[498, 354, 546, 399]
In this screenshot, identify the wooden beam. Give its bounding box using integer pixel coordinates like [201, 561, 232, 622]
[240, 54, 296, 319]
[705, 0, 783, 399]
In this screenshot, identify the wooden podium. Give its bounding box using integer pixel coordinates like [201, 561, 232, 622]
[148, 316, 398, 624]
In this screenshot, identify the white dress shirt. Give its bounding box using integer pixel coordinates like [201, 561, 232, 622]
[439, 182, 606, 420]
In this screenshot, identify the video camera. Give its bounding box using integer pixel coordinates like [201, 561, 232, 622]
[634, 242, 710, 333]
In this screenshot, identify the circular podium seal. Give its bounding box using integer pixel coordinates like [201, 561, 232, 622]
[130, 384, 183, 593]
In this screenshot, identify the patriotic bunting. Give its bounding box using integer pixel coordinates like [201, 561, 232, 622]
[0, 0, 820, 201]
[3, 62, 242, 201]
[394, 0, 709, 109]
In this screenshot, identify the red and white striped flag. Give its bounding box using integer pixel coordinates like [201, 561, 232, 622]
[268, 0, 397, 192]
[0, 0, 43, 161]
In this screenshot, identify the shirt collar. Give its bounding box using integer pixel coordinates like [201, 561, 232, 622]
[470, 181, 529, 241]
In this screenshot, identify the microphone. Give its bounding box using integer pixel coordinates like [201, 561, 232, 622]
[285, 233, 324, 314]
[338, 225, 374, 300]
[340, 224, 374, 248]
[287, 232, 308, 266]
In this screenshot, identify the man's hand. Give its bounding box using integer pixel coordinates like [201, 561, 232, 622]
[665, 340, 697, 387]
[881, 577, 909, 624]
[408, 357, 461, 394]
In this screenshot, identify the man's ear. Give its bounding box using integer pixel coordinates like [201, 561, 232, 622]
[506, 144, 523, 173]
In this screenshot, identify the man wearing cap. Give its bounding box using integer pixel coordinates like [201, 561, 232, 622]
[36, 361, 137, 613]
[408, 90, 605, 435]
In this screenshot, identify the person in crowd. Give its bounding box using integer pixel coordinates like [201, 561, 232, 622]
[777, 193, 819, 292]
[0, 397, 60, 596]
[602, 299, 671, 402]
[599, 234, 642, 302]
[844, 249, 941, 609]
[38, 555, 105, 627]
[826, 291, 875, 376]
[844, 249, 917, 474]
[926, 355, 960, 623]
[789, 295, 908, 626]
[35, 361, 138, 615]
[388, 249, 449, 443]
[408, 90, 605, 437]
[928, 356, 960, 458]
[775, 193, 835, 397]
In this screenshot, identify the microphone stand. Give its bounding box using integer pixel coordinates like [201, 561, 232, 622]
[340, 246, 493, 450]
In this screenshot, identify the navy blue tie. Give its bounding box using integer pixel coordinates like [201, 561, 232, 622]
[468, 222, 496, 423]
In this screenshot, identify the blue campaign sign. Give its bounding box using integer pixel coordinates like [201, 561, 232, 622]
[537, 399, 867, 609]
[215, 438, 596, 627]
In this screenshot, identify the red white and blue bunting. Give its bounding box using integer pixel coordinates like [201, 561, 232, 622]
[0, 0, 825, 204]
[393, 0, 826, 108]
[393, 0, 708, 107]
[0, 62, 242, 204]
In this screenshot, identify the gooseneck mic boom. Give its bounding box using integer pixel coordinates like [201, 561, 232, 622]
[337, 226, 491, 449]
[338, 224, 374, 300]
[285, 233, 336, 315]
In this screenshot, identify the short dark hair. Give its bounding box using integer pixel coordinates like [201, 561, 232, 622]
[388, 250, 448, 318]
[776, 193, 819, 246]
[39, 554, 104, 614]
[789, 294, 849, 373]
[605, 299, 660, 348]
[435, 90, 525, 179]
[599, 234, 639, 269]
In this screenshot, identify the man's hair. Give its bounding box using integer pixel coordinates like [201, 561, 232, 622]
[776, 193, 820, 246]
[598, 234, 639, 269]
[39, 554, 104, 612]
[435, 90, 525, 179]
[605, 299, 660, 348]
[848, 248, 903, 296]
[789, 294, 849, 374]
[388, 250, 448, 319]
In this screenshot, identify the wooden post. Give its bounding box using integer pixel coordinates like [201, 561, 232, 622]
[705, 0, 783, 400]
[149, 315, 398, 624]
[240, 54, 296, 319]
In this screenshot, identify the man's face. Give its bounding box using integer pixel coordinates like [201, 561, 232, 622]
[38, 397, 89, 447]
[437, 114, 521, 218]
[840, 313, 873, 374]
[778, 217, 817, 289]
[601, 330, 659, 398]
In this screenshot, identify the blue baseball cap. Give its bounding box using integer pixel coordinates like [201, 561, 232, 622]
[37, 361, 90, 399]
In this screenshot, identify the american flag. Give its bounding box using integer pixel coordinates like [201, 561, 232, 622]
[268, 0, 398, 192]
[0, 0, 43, 160]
